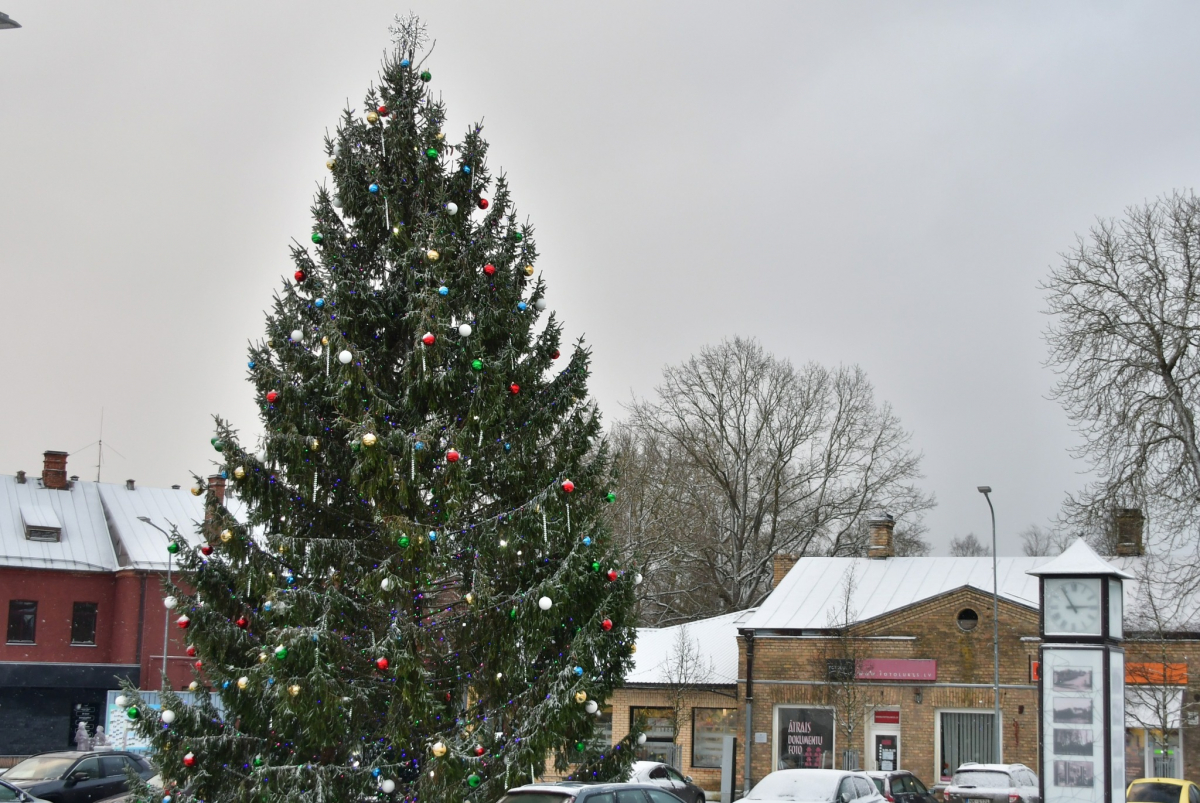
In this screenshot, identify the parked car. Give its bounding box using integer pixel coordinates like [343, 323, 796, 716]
[0, 778, 51, 803]
[628, 761, 707, 803]
[1127, 779, 1200, 803]
[746, 769, 887, 803]
[943, 764, 1040, 803]
[1, 752, 154, 803]
[499, 782, 689, 803]
[866, 771, 937, 803]
[94, 774, 162, 803]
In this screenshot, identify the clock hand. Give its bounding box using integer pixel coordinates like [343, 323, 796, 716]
[1063, 592, 1079, 614]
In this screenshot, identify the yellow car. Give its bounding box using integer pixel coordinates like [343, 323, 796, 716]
[1127, 779, 1200, 803]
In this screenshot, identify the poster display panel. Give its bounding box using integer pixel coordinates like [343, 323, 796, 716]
[1042, 647, 1105, 803]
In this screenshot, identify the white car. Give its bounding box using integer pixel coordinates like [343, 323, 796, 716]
[628, 761, 706, 803]
[747, 769, 887, 803]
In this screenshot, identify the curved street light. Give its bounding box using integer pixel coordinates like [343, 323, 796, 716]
[137, 516, 176, 690]
[977, 486, 1002, 762]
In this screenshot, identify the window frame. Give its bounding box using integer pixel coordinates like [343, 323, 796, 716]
[6, 599, 37, 644]
[71, 602, 99, 646]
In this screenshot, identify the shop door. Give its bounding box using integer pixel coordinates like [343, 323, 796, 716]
[871, 710, 901, 771]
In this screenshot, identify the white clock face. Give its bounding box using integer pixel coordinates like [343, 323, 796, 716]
[1044, 577, 1102, 635]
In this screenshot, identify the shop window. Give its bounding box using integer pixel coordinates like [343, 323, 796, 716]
[776, 707, 835, 769]
[957, 609, 979, 631]
[940, 711, 994, 779]
[597, 706, 613, 745]
[1150, 730, 1180, 778]
[6, 600, 37, 644]
[693, 708, 737, 768]
[633, 707, 678, 765]
[71, 602, 98, 645]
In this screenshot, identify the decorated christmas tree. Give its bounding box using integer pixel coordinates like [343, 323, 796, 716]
[121, 16, 639, 803]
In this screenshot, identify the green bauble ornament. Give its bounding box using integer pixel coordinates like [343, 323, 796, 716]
[509, 607, 517, 619]
[512, 232, 523, 242]
[126, 706, 139, 720]
[274, 645, 288, 660]
[311, 232, 323, 244]
[575, 741, 586, 752]
[253, 755, 263, 767]
[166, 542, 180, 555]
[605, 492, 616, 503]
[210, 436, 219, 446]
[467, 775, 481, 788]
[426, 148, 439, 161]
[471, 359, 483, 371]
[213, 440, 224, 452]
[398, 535, 410, 548]
[351, 442, 361, 452]
[592, 561, 601, 572]
[420, 70, 432, 82]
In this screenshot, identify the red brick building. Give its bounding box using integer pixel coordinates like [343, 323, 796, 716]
[0, 451, 225, 754]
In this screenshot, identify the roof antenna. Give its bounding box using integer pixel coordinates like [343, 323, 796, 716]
[96, 408, 104, 482]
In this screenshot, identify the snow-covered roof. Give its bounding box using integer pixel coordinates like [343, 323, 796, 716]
[627, 610, 749, 686]
[96, 482, 217, 571]
[1028, 537, 1134, 579]
[0, 476, 118, 572]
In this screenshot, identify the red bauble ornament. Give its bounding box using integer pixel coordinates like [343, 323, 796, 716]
[551, 349, 560, 360]
[509, 383, 520, 395]
[561, 479, 575, 493]
[186, 645, 196, 657]
[200, 544, 213, 556]
[483, 263, 496, 277]
[446, 449, 461, 463]
[294, 269, 306, 282]
[176, 615, 190, 629]
[445, 692, 453, 702]
[422, 332, 436, 346]
[478, 198, 489, 210]
[236, 616, 248, 629]
[377, 104, 389, 116]
[182, 752, 196, 768]
[376, 657, 390, 671]
[194, 660, 203, 670]
[266, 390, 279, 403]
[474, 745, 485, 757]
[601, 618, 613, 631]
[606, 569, 618, 582]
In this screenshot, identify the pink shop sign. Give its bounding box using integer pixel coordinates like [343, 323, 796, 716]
[855, 659, 937, 682]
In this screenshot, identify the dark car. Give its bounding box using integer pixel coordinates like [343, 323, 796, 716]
[2, 752, 154, 803]
[499, 781, 689, 803]
[943, 764, 1040, 803]
[629, 761, 707, 803]
[866, 771, 937, 803]
[0, 777, 51, 803]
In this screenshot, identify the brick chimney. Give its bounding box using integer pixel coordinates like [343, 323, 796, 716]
[867, 513, 896, 559]
[207, 474, 226, 505]
[1114, 508, 1144, 557]
[772, 554, 798, 588]
[42, 450, 69, 490]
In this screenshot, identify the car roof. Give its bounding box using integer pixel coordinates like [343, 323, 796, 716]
[955, 764, 1023, 773]
[1131, 779, 1194, 787]
[506, 783, 664, 794]
[865, 771, 912, 778]
[766, 769, 858, 776]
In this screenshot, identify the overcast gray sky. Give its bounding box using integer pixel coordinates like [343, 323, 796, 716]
[3, 2, 1198, 555]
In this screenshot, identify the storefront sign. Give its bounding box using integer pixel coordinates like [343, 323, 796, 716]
[874, 710, 900, 724]
[776, 707, 835, 770]
[1125, 662, 1187, 685]
[856, 659, 937, 681]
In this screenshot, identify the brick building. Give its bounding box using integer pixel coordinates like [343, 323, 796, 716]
[0, 451, 227, 755]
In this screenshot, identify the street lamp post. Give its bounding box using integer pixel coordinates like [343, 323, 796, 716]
[137, 516, 175, 691]
[977, 486, 1002, 762]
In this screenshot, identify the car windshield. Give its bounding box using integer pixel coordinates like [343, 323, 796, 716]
[871, 780, 885, 794]
[1129, 783, 1183, 803]
[498, 793, 576, 803]
[748, 774, 842, 801]
[4, 756, 76, 781]
[953, 772, 1011, 789]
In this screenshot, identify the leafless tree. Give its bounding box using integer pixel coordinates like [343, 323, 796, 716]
[1019, 524, 1072, 557]
[1044, 191, 1200, 549]
[617, 337, 933, 623]
[949, 533, 990, 556]
[663, 625, 716, 743]
[820, 567, 872, 767]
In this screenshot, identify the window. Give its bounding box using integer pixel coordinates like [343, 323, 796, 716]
[597, 706, 613, 745]
[909, 777, 930, 796]
[957, 609, 979, 631]
[100, 756, 127, 777]
[837, 779, 857, 801]
[0, 784, 20, 802]
[666, 768, 686, 784]
[647, 792, 682, 803]
[853, 778, 874, 798]
[940, 712, 995, 778]
[649, 767, 669, 780]
[71, 602, 98, 645]
[633, 706, 677, 763]
[71, 758, 100, 780]
[693, 708, 737, 768]
[616, 792, 647, 803]
[776, 707, 836, 769]
[1128, 783, 1185, 803]
[6, 600, 37, 643]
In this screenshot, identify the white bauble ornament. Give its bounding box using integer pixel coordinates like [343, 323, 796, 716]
[115, 695, 129, 709]
[381, 780, 396, 794]
[637, 733, 647, 745]
[538, 596, 552, 611]
[458, 323, 472, 337]
[161, 709, 176, 724]
[338, 349, 353, 365]
[535, 298, 547, 311]
[290, 329, 303, 342]
[585, 700, 599, 714]
[381, 578, 393, 591]
[163, 596, 177, 609]
[445, 202, 459, 216]
[496, 672, 503, 680]
[634, 573, 644, 585]
[332, 196, 342, 209]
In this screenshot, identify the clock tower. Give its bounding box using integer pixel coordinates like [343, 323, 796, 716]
[1029, 539, 1131, 803]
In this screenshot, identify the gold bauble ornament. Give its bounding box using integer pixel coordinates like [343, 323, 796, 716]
[362, 433, 378, 447]
[392, 226, 402, 237]
[237, 676, 249, 689]
[523, 264, 535, 277]
[267, 572, 275, 579]
[630, 644, 638, 654]
[258, 652, 269, 664]
[188, 681, 198, 692]
[435, 131, 445, 141]
[190, 487, 202, 497]
[308, 437, 320, 452]
[220, 529, 233, 543]
[464, 592, 474, 605]
[278, 544, 288, 554]
[325, 158, 336, 169]
[426, 249, 440, 262]
[574, 691, 588, 703]
[288, 684, 301, 697]
[431, 741, 447, 757]
[233, 466, 246, 480]
[366, 111, 379, 124]
[321, 336, 329, 346]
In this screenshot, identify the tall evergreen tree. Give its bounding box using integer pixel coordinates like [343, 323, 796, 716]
[122, 17, 638, 803]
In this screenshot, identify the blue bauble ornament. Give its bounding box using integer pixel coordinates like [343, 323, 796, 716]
[163, 796, 173, 803]
[248, 360, 256, 369]
[315, 298, 325, 308]
[264, 601, 274, 612]
[222, 681, 230, 689]
[462, 166, 471, 174]
[504, 443, 511, 451]
[438, 286, 449, 296]
[415, 441, 425, 450]
[400, 58, 411, 68]
[369, 183, 380, 194]
[220, 470, 228, 479]
[582, 537, 592, 547]
[428, 531, 437, 542]
[517, 302, 527, 311]
[373, 768, 382, 777]
[311, 633, 319, 642]
[267, 677, 275, 686]
[574, 666, 584, 676]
